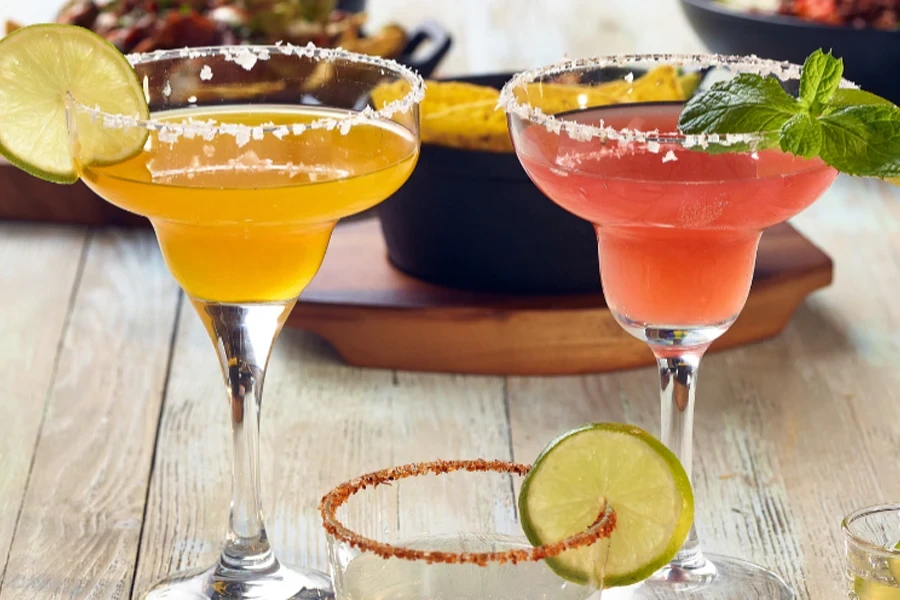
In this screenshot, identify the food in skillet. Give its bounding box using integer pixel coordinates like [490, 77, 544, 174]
[5, 0, 407, 57]
[371, 67, 701, 152]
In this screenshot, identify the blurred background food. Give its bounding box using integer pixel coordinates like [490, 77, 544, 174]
[2, 0, 699, 74]
[5, 0, 408, 58]
[718, 0, 899, 29]
[371, 67, 701, 153]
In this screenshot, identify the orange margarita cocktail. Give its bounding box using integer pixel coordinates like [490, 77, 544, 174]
[38, 39, 422, 600]
[78, 105, 417, 302]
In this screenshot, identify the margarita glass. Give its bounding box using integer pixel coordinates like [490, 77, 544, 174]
[66, 45, 423, 599]
[501, 55, 843, 598]
[319, 460, 616, 600]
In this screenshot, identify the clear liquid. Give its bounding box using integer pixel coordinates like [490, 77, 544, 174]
[335, 533, 598, 600]
[847, 541, 900, 599]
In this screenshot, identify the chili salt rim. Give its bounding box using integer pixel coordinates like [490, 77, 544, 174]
[319, 459, 617, 566]
[498, 52, 858, 148]
[68, 43, 424, 144]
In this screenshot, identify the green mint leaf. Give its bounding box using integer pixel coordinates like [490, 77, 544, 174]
[818, 105, 900, 177]
[678, 73, 803, 136]
[676, 49, 900, 180]
[828, 88, 896, 109]
[780, 114, 823, 158]
[799, 49, 843, 109]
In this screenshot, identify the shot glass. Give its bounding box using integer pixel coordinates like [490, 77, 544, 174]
[843, 504, 900, 599]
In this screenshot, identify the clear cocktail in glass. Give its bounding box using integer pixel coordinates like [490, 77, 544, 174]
[66, 45, 423, 599]
[501, 54, 843, 598]
[319, 459, 615, 600]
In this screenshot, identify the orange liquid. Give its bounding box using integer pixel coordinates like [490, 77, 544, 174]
[516, 104, 838, 327]
[78, 106, 418, 302]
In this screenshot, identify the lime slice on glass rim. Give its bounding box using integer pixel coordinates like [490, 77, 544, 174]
[519, 422, 694, 588]
[0, 24, 149, 184]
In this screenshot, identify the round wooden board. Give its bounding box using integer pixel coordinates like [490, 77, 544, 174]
[290, 218, 833, 375]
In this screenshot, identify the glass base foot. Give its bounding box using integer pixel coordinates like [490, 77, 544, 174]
[602, 553, 794, 599]
[142, 560, 334, 600]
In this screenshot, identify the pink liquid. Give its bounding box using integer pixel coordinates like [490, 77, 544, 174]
[515, 103, 838, 328]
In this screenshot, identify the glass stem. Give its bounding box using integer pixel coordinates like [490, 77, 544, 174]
[193, 299, 295, 572]
[655, 349, 707, 570]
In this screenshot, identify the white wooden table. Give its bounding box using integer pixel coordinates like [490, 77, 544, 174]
[2, 2, 899, 599]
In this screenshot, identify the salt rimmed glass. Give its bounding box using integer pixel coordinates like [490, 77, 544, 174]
[501, 54, 844, 599]
[65, 44, 422, 599]
[320, 460, 616, 600]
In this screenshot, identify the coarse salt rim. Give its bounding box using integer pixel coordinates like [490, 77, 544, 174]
[498, 53, 859, 147]
[319, 459, 617, 566]
[70, 44, 424, 142]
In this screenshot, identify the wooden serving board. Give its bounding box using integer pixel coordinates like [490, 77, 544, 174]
[1, 159, 832, 375]
[291, 219, 832, 375]
[0, 158, 147, 226]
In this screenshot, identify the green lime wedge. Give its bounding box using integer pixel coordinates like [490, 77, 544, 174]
[0, 24, 149, 184]
[519, 422, 694, 588]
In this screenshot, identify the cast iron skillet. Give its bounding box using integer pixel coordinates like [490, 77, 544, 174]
[396, 20, 452, 78]
[335, 0, 451, 78]
[336, 0, 367, 12]
[679, 0, 900, 104]
[378, 72, 603, 295]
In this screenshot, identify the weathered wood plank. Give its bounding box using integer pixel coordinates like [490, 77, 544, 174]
[131, 311, 512, 597]
[0, 230, 180, 600]
[775, 177, 900, 598]
[0, 225, 86, 584]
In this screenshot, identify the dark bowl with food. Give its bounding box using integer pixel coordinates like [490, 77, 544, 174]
[378, 73, 602, 295]
[679, 0, 900, 103]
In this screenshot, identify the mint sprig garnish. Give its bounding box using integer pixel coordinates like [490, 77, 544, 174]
[798, 50, 842, 110]
[678, 49, 900, 181]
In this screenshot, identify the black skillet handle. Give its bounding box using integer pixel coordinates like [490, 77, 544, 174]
[397, 20, 453, 78]
[335, 0, 367, 12]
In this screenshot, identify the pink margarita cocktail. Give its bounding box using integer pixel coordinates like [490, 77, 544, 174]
[515, 103, 838, 330]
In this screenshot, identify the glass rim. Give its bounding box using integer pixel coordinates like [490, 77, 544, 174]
[319, 459, 617, 566]
[841, 503, 900, 558]
[67, 43, 425, 137]
[498, 52, 859, 147]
